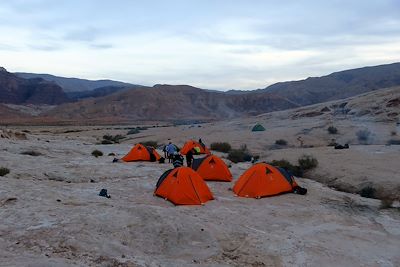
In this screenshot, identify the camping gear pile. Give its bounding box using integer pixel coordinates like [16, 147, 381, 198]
[118, 140, 307, 205]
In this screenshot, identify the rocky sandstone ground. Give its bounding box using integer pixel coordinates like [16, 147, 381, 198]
[1, 87, 399, 266]
[1, 118, 399, 266]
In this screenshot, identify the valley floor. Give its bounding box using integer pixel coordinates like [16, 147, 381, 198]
[0, 124, 399, 266]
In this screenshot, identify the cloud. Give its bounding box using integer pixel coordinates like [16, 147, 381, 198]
[63, 27, 101, 42]
[1, 0, 400, 90]
[28, 44, 61, 51]
[90, 43, 114, 49]
[0, 44, 20, 51]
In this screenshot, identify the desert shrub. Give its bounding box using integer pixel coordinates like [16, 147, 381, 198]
[108, 152, 116, 156]
[127, 128, 140, 135]
[102, 134, 125, 144]
[268, 159, 303, 177]
[101, 140, 114, 145]
[0, 167, 10, 176]
[137, 126, 148, 131]
[141, 140, 158, 148]
[275, 139, 288, 146]
[227, 149, 251, 163]
[92, 149, 103, 157]
[20, 150, 42, 156]
[327, 126, 338, 134]
[298, 155, 318, 170]
[359, 186, 376, 198]
[328, 139, 337, 146]
[63, 129, 82, 133]
[210, 142, 232, 153]
[112, 134, 124, 142]
[387, 139, 400, 145]
[228, 145, 252, 163]
[103, 134, 113, 140]
[356, 129, 371, 144]
[380, 198, 394, 209]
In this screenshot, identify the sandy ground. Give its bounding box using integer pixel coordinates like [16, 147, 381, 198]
[1, 89, 399, 266]
[1, 125, 400, 267]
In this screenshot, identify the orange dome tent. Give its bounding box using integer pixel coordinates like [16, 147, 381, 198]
[154, 167, 214, 205]
[233, 163, 304, 198]
[180, 140, 210, 155]
[191, 155, 233, 182]
[122, 143, 161, 162]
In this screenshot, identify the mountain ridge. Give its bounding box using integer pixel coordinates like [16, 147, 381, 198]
[0, 68, 69, 105]
[2, 62, 399, 124]
[15, 72, 138, 93]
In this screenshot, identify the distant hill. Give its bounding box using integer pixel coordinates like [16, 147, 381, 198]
[15, 72, 138, 93]
[0, 68, 69, 105]
[2, 62, 400, 124]
[65, 86, 131, 100]
[259, 62, 400, 106]
[41, 84, 298, 123]
[0, 104, 29, 123]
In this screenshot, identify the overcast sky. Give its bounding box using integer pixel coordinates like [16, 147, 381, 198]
[1, 0, 400, 90]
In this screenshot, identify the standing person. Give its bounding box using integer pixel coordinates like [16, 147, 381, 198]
[165, 142, 171, 162]
[166, 142, 177, 163]
[186, 148, 194, 167]
[297, 136, 304, 147]
[198, 138, 205, 149]
[162, 144, 167, 159]
[172, 152, 184, 168]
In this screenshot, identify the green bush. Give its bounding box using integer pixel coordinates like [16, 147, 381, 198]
[127, 128, 140, 135]
[92, 150, 103, 157]
[268, 159, 303, 177]
[102, 134, 125, 144]
[103, 134, 113, 141]
[275, 139, 288, 146]
[227, 145, 252, 163]
[380, 198, 394, 209]
[137, 126, 148, 131]
[387, 139, 400, 145]
[141, 141, 158, 148]
[298, 155, 318, 170]
[327, 126, 338, 134]
[269, 155, 318, 177]
[0, 167, 10, 176]
[359, 186, 376, 198]
[101, 140, 114, 145]
[210, 142, 232, 153]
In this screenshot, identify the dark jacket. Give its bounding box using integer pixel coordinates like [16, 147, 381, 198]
[173, 154, 184, 168]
